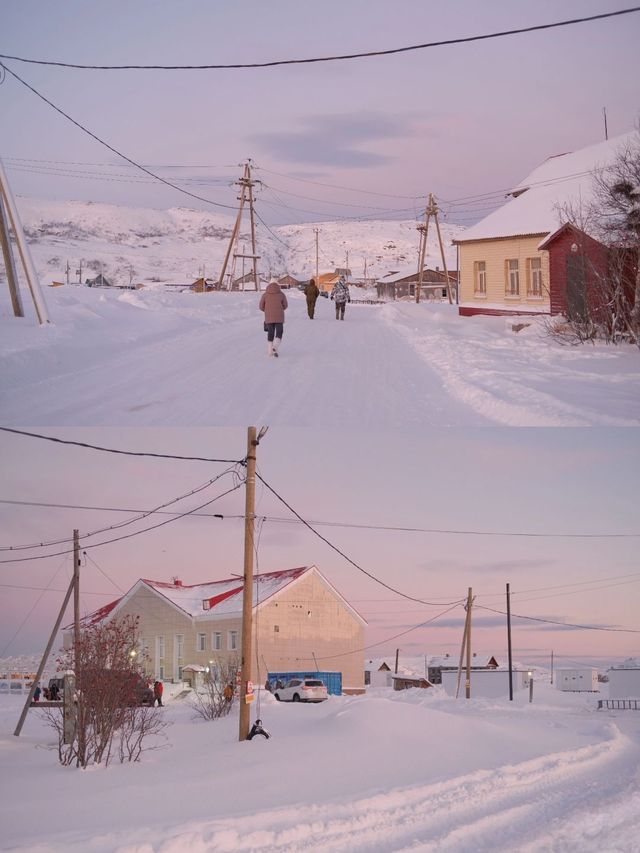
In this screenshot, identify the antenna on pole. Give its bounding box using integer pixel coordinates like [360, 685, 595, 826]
[217, 161, 261, 292]
[0, 157, 50, 324]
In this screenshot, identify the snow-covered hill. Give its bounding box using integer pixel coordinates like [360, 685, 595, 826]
[12, 196, 463, 288]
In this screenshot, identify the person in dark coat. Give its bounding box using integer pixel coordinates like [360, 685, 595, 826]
[33, 684, 41, 702]
[153, 680, 163, 707]
[330, 276, 351, 320]
[305, 278, 319, 319]
[259, 278, 288, 357]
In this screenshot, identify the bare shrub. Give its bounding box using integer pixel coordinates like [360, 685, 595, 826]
[191, 658, 240, 721]
[46, 615, 168, 767]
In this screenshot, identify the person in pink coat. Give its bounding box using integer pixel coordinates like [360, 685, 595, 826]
[259, 278, 288, 357]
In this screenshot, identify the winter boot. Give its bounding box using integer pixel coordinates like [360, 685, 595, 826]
[273, 338, 281, 357]
[267, 341, 274, 357]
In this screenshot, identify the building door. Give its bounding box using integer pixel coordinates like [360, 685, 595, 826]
[566, 253, 588, 321]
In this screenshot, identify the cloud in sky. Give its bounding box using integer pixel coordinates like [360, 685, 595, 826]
[252, 111, 419, 168]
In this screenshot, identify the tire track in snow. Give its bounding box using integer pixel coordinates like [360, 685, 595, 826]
[174, 724, 638, 853]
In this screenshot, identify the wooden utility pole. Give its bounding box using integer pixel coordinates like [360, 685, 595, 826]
[73, 530, 81, 672]
[394, 648, 399, 674]
[14, 549, 77, 736]
[218, 162, 261, 292]
[506, 583, 513, 701]
[415, 193, 453, 305]
[550, 650, 554, 685]
[465, 587, 472, 699]
[0, 191, 23, 317]
[239, 427, 259, 742]
[455, 602, 469, 699]
[314, 228, 320, 286]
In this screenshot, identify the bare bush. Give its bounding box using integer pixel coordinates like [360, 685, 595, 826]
[46, 615, 168, 767]
[191, 658, 239, 721]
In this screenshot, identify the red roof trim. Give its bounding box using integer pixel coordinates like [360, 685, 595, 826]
[204, 585, 244, 609]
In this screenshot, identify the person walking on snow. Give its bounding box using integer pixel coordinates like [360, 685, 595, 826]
[153, 680, 163, 707]
[305, 278, 319, 319]
[259, 278, 288, 357]
[331, 276, 350, 320]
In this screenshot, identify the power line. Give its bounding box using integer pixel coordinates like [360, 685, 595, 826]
[255, 473, 463, 607]
[0, 469, 237, 552]
[476, 604, 640, 634]
[0, 63, 238, 211]
[0, 582, 114, 596]
[294, 602, 462, 662]
[0, 481, 244, 565]
[0, 427, 244, 464]
[1, 499, 637, 540]
[1, 9, 637, 70]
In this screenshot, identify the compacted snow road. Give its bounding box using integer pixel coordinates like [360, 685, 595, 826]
[3, 287, 639, 427]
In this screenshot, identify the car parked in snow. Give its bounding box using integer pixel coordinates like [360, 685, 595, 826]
[273, 678, 328, 703]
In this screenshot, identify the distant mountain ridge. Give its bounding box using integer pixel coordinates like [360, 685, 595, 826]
[13, 196, 464, 287]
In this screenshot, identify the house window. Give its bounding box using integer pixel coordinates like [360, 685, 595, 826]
[527, 257, 543, 297]
[474, 261, 487, 295]
[175, 634, 184, 681]
[409, 283, 415, 297]
[228, 630, 238, 651]
[212, 631, 222, 651]
[156, 636, 165, 680]
[197, 633, 206, 652]
[505, 259, 520, 296]
[274, 625, 279, 633]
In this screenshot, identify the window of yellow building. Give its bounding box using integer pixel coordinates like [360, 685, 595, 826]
[526, 257, 543, 297]
[197, 633, 206, 652]
[212, 631, 222, 651]
[505, 259, 520, 297]
[474, 261, 486, 295]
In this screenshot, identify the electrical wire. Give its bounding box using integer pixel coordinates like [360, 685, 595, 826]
[293, 601, 463, 663]
[0, 427, 245, 464]
[0, 555, 70, 657]
[0, 467, 239, 552]
[476, 604, 640, 634]
[1, 9, 637, 69]
[256, 473, 463, 607]
[0, 481, 244, 565]
[0, 63, 238, 211]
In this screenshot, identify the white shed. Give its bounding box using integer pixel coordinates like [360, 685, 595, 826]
[555, 668, 599, 692]
[608, 659, 640, 699]
[441, 669, 527, 699]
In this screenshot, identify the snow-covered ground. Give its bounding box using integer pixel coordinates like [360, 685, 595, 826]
[2, 286, 639, 427]
[2, 680, 639, 852]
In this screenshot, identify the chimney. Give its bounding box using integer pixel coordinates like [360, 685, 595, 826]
[172, 577, 182, 587]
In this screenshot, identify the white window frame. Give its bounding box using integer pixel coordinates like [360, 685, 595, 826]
[174, 633, 184, 681]
[228, 630, 238, 651]
[505, 259, 520, 297]
[212, 631, 222, 651]
[197, 633, 206, 652]
[474, 261, 487, 295]
[156, 636, 165, 680]
[527, 257, 543, 297]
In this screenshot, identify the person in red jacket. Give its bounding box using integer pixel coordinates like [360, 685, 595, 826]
[259, 278, 288, 357]
[153, 680, 164, 707]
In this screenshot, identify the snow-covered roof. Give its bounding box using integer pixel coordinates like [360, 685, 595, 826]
[456, 131, 637, 243]
[74, 567, 312, 628]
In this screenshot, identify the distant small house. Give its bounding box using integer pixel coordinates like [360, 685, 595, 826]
[555, 668, 599, 692]
[392, 675, 432, 691]
[86, 273, 111, 288]
[364, 661, 392, 688]
[428, 654, 499, 685]
[277, 274, 302, 289]
[230, 271, 264, 291]
[317, 268, 352, 294]
[608, 658, 640, 700]
[441, 668, 527, 699]
[190, 277, 216, 293]
[375, 266, 457, 302]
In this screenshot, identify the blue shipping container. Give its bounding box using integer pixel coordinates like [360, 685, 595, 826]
[267, 671, 342, 696]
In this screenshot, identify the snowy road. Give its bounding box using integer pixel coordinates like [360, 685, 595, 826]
[2, 288, 639, 426]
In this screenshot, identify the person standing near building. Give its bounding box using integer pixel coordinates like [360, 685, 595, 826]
[331, 275, 351, 320]
[305, 278, 319, 319]
[259, 278, 288, 357]
[153, 680, 164, 707]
